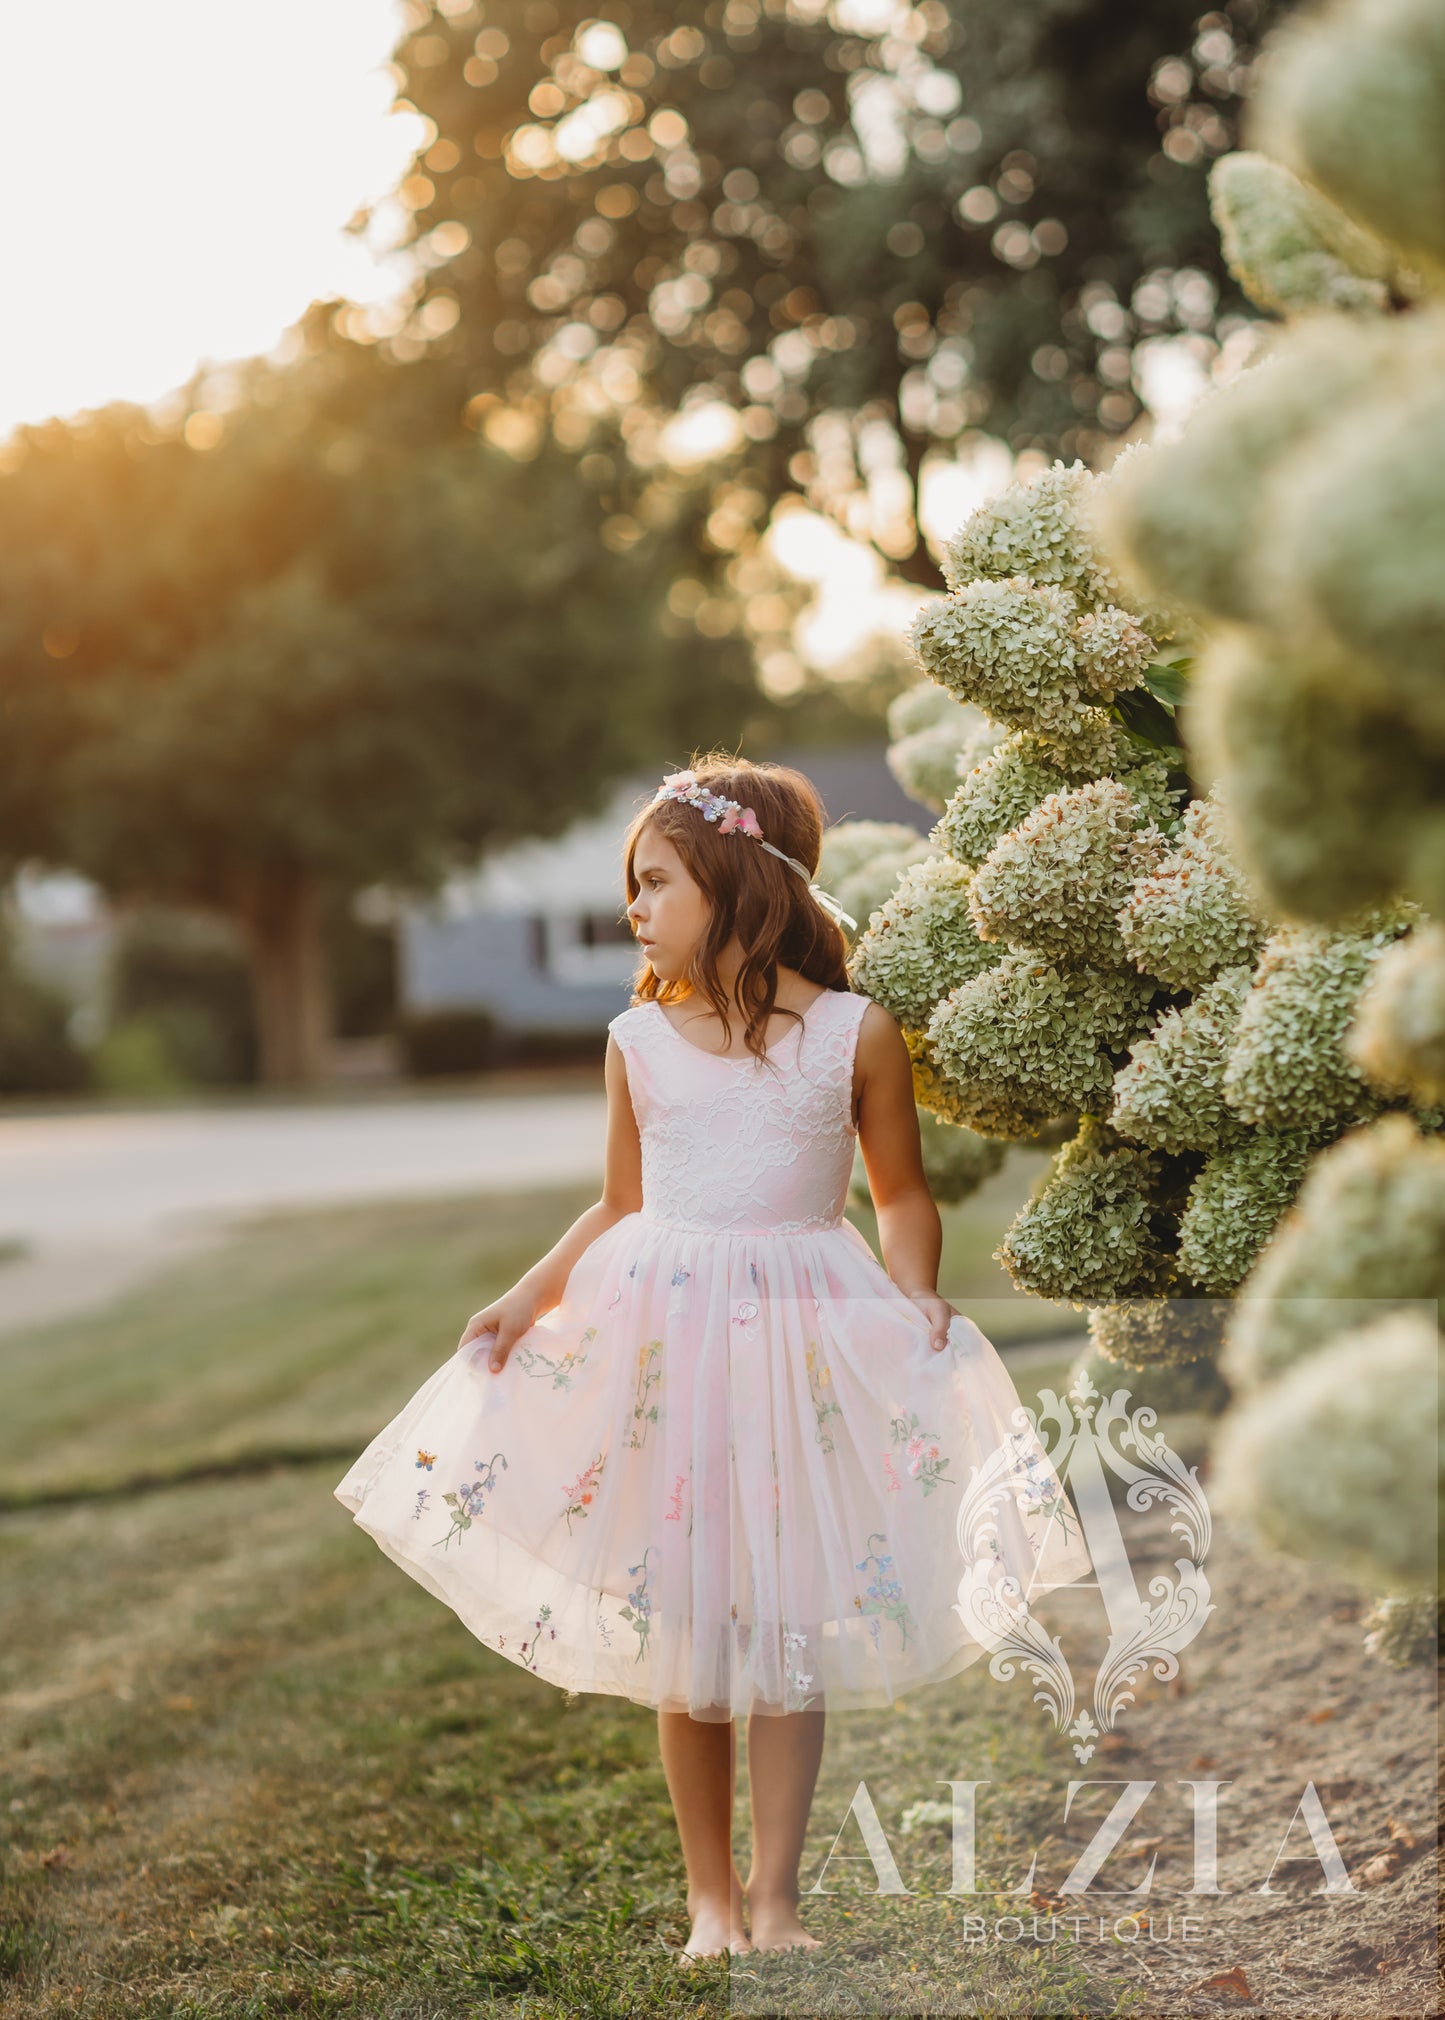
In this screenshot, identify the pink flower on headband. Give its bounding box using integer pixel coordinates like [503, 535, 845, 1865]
[661, 768, 698, 790]
[717, 803, 763, 838]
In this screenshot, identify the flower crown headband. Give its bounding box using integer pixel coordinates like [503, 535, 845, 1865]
[651, 769, 858, 932]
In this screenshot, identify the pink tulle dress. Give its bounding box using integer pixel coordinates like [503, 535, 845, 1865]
[333, 986, 1093, 1720]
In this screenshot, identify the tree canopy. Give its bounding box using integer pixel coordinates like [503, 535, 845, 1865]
[377, 0, 1281, 582]
[0, 340, 760, 1077]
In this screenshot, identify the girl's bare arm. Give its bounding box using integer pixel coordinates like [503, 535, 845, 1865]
[854, 1002, 957, 1351]
[460, 1034, 644, 1367]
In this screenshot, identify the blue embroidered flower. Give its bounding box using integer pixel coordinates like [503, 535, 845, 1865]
[854, 1533, 914, 1650]
[434, 1450, 508, 1550]
[620, 1547, 656, 1662]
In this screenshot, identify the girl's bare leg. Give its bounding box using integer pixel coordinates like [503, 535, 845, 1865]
[656, 1710, 751, 1956]
[744, 1704, 826, 1950]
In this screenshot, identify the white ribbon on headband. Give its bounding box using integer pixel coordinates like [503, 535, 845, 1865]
[757, 839, 858, 933]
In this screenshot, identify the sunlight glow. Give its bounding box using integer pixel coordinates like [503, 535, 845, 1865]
[767, 438, 1023, 672]
[659, 401, 745, 468]
[0, 0, 420, 439]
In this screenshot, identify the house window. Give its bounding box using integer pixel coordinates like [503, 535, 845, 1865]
[579, 910, 634, 948]
[542, 912, 639, 985]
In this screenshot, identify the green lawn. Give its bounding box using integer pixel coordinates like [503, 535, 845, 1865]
[0, 1170, 1080, 1516]
[0, 1181, 1134, 2019]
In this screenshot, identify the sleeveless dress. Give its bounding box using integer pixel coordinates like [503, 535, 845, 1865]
[333, 986, 1093, 1720]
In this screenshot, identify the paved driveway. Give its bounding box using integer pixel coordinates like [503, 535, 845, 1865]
[0, 1092, 607, 1333]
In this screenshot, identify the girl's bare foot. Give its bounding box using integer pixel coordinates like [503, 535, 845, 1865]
[745, 1888, 821, 1952]
[678, 1885, 752, 1960]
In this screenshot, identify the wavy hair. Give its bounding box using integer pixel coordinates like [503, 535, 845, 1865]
[621, 750, 852, 1067]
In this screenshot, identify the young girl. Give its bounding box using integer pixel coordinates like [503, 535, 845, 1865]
[334, 755, 1091, 1962]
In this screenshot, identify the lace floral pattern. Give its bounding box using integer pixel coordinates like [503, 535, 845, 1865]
[609, 991, 869, 1235]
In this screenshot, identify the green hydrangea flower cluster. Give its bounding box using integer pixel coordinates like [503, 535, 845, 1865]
[931, 731, 1088, 868]
[934, 725, 1180, 873]
[1099, 313, 1408, 632]
[910, 577, 1155, 762]
[1347, 921, 1445, 1107]
[1222, 1114, 1445, 1388]
[1189, 632, 1441, 925]
[1360, 1593, 1442, 1671]
[926, 955, 1157, 1138]
[1208, 151, 1406, 317]
[819, 817, 927, 892]
[1110, 965, 1255, 1156]
[1252, 0, 1445, 282]
[1175, 1128, 1317, 1294]
[816, 819, 932, 946]
[1211, 1306, 1442, 1593]
[1118, 793, 1268, 992]
[996, 1119, 1171, 1307]
[968, 779, 1166, 966]
[883, 678, 1001, 814]
[1222, 909, 1419, 1132]
[942, 459, 1121, 601]
[1086, 1298, 1233, 1370]
[845, 855, 1000, 1028]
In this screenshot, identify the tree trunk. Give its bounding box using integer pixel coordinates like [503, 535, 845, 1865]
[235, 873, 333, 1087]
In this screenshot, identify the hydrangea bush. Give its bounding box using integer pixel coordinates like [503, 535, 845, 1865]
[843, 441, 1431, 1387]
[1093, 0, 1444, 1647]
[833, 5, 1442, 1664]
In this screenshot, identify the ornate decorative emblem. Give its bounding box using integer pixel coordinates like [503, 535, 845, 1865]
[954, 1368, 1214, 1764]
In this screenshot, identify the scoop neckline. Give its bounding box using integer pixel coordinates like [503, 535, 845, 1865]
[646, 989, 831, 1065]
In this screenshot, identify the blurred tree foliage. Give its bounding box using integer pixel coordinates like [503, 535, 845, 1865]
[107, 908, 258, 1087]
[0, 924, 88, 1096]
[0, 339, 757, 1083]
[378, 0, 1282, 585]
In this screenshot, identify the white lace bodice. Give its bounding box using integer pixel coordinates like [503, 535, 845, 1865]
[606, 988, 872, 1236]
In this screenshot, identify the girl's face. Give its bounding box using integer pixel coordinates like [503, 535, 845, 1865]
[626, 826, 713, 980]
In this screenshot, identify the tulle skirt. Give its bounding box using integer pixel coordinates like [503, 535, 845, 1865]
[333, 1211, 1093, 1720]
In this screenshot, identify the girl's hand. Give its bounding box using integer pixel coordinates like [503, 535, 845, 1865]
[459, 1292, 540, 1374]
[901, 1288, 957, 1353]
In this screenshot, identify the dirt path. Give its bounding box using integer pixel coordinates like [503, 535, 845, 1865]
[1029, 1501, 1438, 2017]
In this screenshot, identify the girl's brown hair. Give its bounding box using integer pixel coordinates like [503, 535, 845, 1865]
[621, 750, 852, 1067]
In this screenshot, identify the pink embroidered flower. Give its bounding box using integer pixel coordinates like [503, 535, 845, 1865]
[662, 768, 698, 790]
[717, 803, 763, 838]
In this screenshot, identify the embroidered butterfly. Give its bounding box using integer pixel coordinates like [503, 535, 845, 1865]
[415, 1449, 436, 1470]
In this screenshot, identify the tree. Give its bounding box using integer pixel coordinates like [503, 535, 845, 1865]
[374, 0, 1282, 586]
[0, 341, 760, 1082]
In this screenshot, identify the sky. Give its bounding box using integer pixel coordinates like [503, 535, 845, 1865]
[0, 3, 1204, 678]
[0, 0, 420, 438]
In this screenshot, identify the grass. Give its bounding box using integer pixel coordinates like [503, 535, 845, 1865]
[0, 1170, 1079, 1515]
[0, 1177, 1134, 2018]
